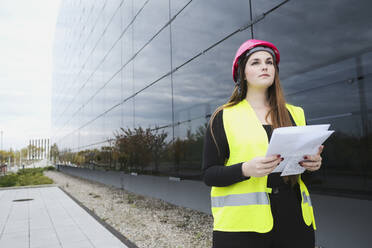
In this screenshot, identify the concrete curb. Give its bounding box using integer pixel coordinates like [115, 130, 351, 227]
[59, 186, 139, 248]
[0, 183, 58, 190]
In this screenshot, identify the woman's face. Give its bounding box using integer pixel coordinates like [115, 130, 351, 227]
[244, 51, 275, 89]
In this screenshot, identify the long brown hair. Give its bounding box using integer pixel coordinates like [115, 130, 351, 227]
[209, 52, 298, 186]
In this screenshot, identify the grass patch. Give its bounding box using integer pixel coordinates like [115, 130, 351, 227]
[0, 167, 54, 187]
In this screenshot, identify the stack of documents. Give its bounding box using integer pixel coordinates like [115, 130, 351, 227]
[266, 124, 334, 176]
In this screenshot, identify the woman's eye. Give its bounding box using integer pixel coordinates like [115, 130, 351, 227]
[251, 62, 258, 65]
[267, 61, 273, 65]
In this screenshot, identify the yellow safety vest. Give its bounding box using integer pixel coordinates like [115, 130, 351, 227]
[211, 99, 316, 232]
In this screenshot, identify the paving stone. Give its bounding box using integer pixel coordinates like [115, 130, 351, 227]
[0, 186, 129, 248]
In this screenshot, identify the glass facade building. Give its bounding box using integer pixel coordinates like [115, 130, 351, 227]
[52, 0, 372, 199]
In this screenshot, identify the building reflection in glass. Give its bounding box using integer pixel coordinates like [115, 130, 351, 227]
[52, 0, 372, 198]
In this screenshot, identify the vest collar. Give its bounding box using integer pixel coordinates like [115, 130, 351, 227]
[241, 99, 300, 126]
[241, 99, 270, 126]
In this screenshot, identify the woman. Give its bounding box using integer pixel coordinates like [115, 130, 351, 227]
[203, 39, 323, 248]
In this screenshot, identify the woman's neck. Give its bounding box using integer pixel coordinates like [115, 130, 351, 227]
[245, 87, 269, 109]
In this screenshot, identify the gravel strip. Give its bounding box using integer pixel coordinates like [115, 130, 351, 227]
[44, 171, 213, 248]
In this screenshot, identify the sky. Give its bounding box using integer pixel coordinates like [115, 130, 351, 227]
[0, 0, 61, 150]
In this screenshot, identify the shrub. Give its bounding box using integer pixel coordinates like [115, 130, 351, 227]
[17, 168, 44, 176]
[0, 173, 18, 187]
[43, 166, 56, 171]
[17, 173, 53, 186]
[0, 168, 53, 187]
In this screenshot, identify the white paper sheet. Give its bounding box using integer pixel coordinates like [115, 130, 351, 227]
[266, 124, 334, 176]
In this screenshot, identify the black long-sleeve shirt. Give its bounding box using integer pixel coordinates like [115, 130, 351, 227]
[202, 109, 298, 187]
[203, 109, 315, 245]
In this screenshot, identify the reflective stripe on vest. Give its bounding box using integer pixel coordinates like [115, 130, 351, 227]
[302, 191, 312, 207]
[211, 192, 269, 208]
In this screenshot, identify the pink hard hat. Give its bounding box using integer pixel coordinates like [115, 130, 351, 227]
[232, 39, 280, 82]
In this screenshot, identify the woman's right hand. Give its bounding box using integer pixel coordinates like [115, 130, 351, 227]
[242, 155, 283, 177]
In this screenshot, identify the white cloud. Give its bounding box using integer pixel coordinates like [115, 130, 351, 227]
[0, 0, 61, 150]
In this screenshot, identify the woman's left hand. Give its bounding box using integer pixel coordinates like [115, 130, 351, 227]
[299, 145, 324, 172]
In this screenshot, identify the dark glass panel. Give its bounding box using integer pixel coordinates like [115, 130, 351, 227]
[120, 0, 133, 73]
[80, 112, 89, 149]
[362, 51, 372, 192]
[252, 0, 372, 80]
[171, 0, 251, 66]
[126, 77, 173, 175]
[133, 25, 171, 92]
[110, 99, 135, 172]
[121, 98, 135, 131]
[285, 62, 364, 192]
[121, 59, 134, 102]
[133, 0, 169, 52]
[134, 77, 172, 129]
[89, 97, 104, 146]
[133, 0, 148, 15]
[100, 5, 123, 84]
[251, 0, 284, 18]
[85, 99, 95, 147]
[102, 74, 122, 140]
[121, 0, 133, 28]
[170, 0, 190, 16]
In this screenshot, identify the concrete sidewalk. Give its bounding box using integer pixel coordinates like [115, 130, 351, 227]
[0, 186, 133, 248]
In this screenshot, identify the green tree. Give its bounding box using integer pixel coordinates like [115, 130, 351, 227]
[113, 126, 168, 173]
[50, 143, 59, 164]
